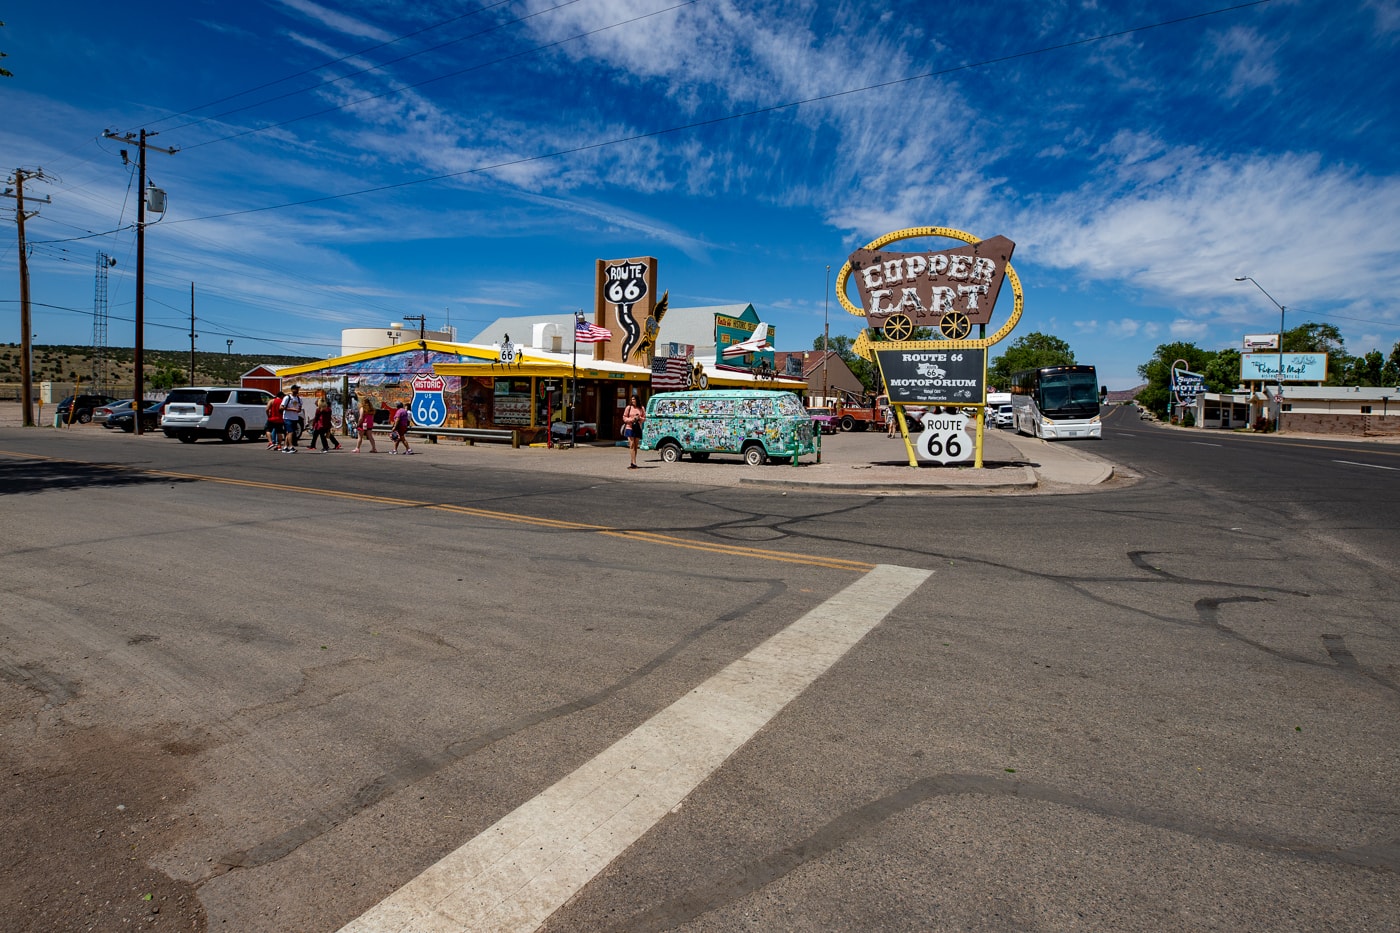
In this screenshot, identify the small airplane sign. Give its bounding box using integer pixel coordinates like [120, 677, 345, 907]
[721, 323, 772, 359]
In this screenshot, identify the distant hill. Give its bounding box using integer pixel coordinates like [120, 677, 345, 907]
[1105, 384, 1146, 404]
[0, 343, 314, 395]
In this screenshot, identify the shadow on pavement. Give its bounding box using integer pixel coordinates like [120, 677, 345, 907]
[0, 459, 194, 496]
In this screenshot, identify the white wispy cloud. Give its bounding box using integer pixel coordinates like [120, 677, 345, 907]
[272, 0, 396, 42]
[1020, 143, 1400, 317]
[1200, 26, 1279, 99]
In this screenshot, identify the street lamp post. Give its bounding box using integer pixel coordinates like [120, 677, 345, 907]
[1235, 276, 1287, 433]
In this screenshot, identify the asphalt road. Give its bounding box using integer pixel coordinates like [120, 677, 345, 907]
[0, 421, 1396, 932]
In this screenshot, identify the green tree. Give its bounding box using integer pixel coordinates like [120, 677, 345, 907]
[812, 333, 876, 394]
[989, 332, 1075, 389]
[1345, 350, 1384, 387]
[1384, 341, 1400, 386]
[1202, 348, 1241, 393]
[1282, 322, 1350, 385]
[148, 363, 184, 391]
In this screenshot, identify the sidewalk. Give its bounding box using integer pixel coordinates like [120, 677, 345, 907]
[2, 405, 1113, 494]
[422, 426, 1114, 494]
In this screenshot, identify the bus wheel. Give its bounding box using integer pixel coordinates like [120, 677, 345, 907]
[658, 442, 682, 463]
[743, 444, 767, 466]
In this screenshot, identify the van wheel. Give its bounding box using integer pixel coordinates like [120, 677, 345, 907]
[178, 432, 198, 444]
[223, 420, 245, 443]
[658, 442, 682, 463]
[743, 444, 767, 466]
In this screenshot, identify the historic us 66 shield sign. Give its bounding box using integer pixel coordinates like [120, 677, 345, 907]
[411, 372, 447, 428]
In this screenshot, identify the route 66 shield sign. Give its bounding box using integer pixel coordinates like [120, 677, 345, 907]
[411, 372, 447, 428]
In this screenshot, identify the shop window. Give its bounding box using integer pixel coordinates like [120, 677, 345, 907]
[1281, 404, 1292, 412]
[1361, 405, 1373, 414]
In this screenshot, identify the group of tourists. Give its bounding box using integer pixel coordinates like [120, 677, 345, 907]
[264, 386, 414, 455]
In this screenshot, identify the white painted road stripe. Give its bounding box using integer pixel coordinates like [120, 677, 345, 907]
[1333, 459, 1398, 471]
[339, 563, 931, 933]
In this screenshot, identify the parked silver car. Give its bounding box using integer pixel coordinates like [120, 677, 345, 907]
[161, 386, 275, 443]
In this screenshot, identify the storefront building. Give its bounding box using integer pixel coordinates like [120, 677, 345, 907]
[274, 322, 807, 444]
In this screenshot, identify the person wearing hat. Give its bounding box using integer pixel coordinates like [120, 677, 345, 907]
[279, 385, 305, 453]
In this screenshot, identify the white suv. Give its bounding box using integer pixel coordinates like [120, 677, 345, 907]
[161, 386, 275, 443]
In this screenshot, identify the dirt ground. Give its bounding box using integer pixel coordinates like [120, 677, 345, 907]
[0, 681, 206, 932]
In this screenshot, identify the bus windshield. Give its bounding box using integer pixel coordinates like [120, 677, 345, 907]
[1038, 371, 1099, 417]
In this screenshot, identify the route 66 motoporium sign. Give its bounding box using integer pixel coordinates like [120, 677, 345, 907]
[875, 347, 987, 406]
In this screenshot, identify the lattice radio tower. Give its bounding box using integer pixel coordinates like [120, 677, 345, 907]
[92, 252, 115, 392]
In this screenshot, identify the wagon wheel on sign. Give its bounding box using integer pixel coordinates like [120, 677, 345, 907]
[882, 314, 914, 341]
[939, 311, 971, 340]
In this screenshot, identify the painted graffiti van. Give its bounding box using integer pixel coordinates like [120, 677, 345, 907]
[641, 389, 818, 465]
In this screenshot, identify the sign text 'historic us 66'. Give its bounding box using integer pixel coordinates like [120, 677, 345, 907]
[875, 348, 987, 405]
[915, 413, 973, 465]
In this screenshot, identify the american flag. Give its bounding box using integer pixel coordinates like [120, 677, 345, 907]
[575, 319, 612, 343]
[651, 356, 690, 390]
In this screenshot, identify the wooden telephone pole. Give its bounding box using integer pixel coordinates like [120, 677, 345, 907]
[3, 168, 51, 427]
[102, 129, 176, 433]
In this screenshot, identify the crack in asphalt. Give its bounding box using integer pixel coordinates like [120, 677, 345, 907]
[202, 575, 792, 881]
[597, 772, 1400, 932]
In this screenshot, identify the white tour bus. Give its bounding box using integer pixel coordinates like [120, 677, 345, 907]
[1010, 365, 1102, 440]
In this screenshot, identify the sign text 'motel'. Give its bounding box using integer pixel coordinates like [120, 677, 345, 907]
[875, 348, 987, 405]
[1172, 369, 1205, 401]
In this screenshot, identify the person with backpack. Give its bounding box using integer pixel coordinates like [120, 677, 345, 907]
[279, 385, 305, 453]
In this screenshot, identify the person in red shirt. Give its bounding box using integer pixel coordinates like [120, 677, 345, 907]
[265, 394, 284, 450]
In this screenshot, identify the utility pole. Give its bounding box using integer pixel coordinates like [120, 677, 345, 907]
[404, 313, 427, 342]
[4, 168, 51, 427]
[103, 129, 176, 433]
[189, 282, 197, 385]
[823, 264, 830, 406]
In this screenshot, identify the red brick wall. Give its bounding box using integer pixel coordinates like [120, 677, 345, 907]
[1283, 413, 1400, 436]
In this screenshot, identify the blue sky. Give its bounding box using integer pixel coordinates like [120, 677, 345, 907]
[2, 0, 1398, 389]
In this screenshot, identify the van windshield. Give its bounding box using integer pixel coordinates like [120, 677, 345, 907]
[774, 394, 805, 416]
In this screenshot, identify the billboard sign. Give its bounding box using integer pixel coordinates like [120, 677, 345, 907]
[875, 348, 986, 405]
[1240, 352, 1328, 383]
[594, 257, 659, 365]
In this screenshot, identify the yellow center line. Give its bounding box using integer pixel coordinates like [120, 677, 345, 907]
[2, 451, 873, 572]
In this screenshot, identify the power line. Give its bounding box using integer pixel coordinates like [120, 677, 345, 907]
[179, 0, 692, 151]
[168, 0, 588, 138]
[141, 0, 521, 132]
